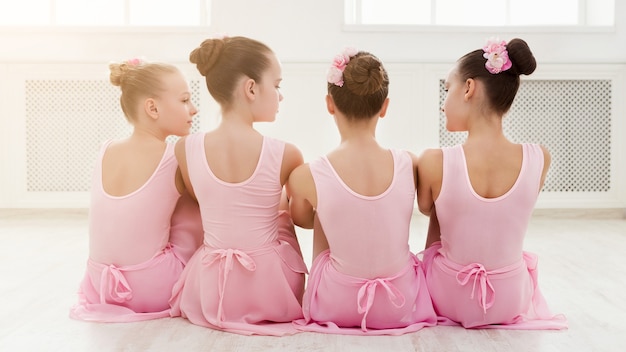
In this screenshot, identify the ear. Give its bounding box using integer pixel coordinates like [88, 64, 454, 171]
[145, 98, 159, 120]
[244, 78, 256, 101]
[464, 78, 476, 101]
[325, 94, 335, 115]
[378, 97, 390, 118]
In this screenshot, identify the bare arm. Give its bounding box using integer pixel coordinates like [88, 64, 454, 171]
[424, 206, 442, 248]
[286, 164, 316, 229]
[409, 150, 420, 195]
[170, 137, 202, 262]
[169, 190, 202, 263]
[416, 148, 443, 216]
[174, 136, 196, 201]
[280, 142, 304, 186]
[417, 148, 444, 249]
[312, 214, 330, 260]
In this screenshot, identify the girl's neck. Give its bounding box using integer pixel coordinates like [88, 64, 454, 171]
[336, 115, 379, 145]
[130, 127, 167, 144]
[339, 131, 378, 147]
[220, 106, 256, 128]
[219, 116, 256, 132]
[216, 114, 263, 142]
[464, 114, 510, 147]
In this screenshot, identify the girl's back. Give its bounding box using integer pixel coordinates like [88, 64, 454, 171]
[326, 147, 394, 196]
[435, 143, 543, 269]
[171, 132, 307, 335]
[313, 147, 413, 278]
[89, 140, 179, 266]
[203, 129, 265, 184]
[462, 142, 523, 199]
[185, 131, 284, 249]
[101, 140, 167, 197]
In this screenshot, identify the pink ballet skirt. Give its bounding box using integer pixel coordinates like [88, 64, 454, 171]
[422, 242, 567, 330]
[294, 250, 437, 335]
[169, 211, 307, 336]
[70, 245, 184, 322]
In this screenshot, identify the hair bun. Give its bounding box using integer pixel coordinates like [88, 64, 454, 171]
[344, 54, 386, 96]
[507, 38, 536, 76]
[190, 38, 226, 77]
[109, 62, 138, 87]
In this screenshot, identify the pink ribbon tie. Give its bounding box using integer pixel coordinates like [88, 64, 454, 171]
[456, 263, 496, 314]
[99, 265, 132, 304]
[356, 278, 405, 332]
[203, 248, 257, 324]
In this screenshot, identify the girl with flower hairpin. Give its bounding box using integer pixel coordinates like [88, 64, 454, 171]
[70, 59, 203, 322]
[417, 38, 567, 329]
[168, 36, 307, 336]
[288, 49, 437, 335]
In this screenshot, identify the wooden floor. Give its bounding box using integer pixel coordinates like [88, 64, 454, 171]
[1, 208, 625, 351]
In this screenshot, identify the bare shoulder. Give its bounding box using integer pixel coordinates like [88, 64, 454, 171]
[416, 148, 444, 190]
[406, 150, 420, 166]
[102, 138, 128, 154]
[289, 162, 313, 182]
[283, 142, 304, 164]
[174, 136, 188, 157]
[417, 148, 443, 169]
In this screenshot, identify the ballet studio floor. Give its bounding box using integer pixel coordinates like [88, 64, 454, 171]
[1, 208, 625, 351]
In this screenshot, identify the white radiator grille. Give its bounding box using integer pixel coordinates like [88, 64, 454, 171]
[438, 79, 612, 192]
[25, 79, 203, 192]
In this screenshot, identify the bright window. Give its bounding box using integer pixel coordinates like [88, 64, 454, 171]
[55, 0, 125, 26]
[129, 0, 205, 26]
[0, 0, 51, 25]
[0, 0, 210, 26]
[345, 0, 615, 26]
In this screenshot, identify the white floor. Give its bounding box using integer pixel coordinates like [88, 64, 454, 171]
[1, 208, 625, 351]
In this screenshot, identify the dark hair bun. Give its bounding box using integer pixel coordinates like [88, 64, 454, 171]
[507, 38, 536, 76]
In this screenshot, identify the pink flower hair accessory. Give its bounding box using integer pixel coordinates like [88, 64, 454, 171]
[482, 38, 512, 74]
[126, 57, 144, 66]
[327, 47, 358, 87]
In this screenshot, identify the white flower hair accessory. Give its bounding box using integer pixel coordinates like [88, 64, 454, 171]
[482, 38, 512, 74]
[327, 47, 358, 87]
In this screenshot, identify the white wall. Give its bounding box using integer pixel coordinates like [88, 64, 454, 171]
[0, 0, 625, 208]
